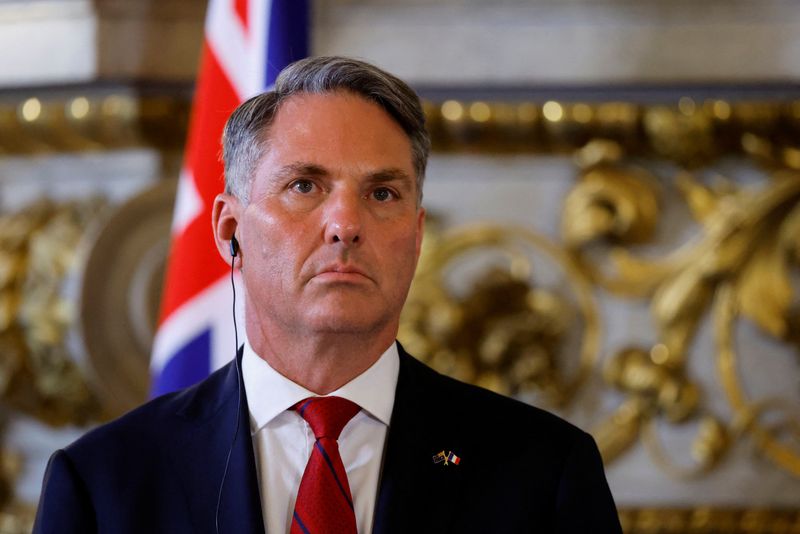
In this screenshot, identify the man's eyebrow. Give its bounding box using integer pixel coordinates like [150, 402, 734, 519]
[366, 168, 414, 186]
[273, 164, 414, 186]
[272, 163, 329, 180]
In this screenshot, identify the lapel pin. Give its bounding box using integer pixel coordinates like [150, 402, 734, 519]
[432, 450, 461, 466]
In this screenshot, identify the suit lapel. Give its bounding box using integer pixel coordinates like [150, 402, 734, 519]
[171, 351, 265, 534]
[167, 345, 467, 534]
[373, 345, 468, 534]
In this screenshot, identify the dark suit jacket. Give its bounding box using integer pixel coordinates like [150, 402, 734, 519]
[34, 345, 622, 533]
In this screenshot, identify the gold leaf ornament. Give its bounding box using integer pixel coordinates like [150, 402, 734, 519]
[732, 173, 800, 340]
[0, 199, 105, 426]
[651, 267, 714, 359]
[400, 223, 599, 406]
[562, 165, 660, 248]
[644, 103, 717, 166]
[735, 231, 793, 340]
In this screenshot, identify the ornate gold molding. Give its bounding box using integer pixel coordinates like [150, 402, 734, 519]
[426, 97, 800, 166]
[563, 139, 799, 477]
[0, 182, 174, 526]
[618, 508, 800, 534]
[0, 199, 105, 426]
[0, 91, 798, 161]
[399, 221, 600, 405]
[0, 92, 190, 154]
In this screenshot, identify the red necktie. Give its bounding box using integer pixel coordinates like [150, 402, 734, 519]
[291, 396, 361, 534]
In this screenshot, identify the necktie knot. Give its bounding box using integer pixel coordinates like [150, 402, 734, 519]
[293, 396, 360, 440]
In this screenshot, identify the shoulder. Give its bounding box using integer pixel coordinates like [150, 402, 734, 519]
[395, 349, 621, 532]
[398, 348, 591, 453]
[62, 359, 238, 465]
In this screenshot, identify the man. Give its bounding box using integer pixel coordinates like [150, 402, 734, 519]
[34, 56, 622, 533]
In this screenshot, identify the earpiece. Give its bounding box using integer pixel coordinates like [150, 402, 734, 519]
[217, 232, 242, 534]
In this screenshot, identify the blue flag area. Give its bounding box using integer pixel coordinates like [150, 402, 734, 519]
[151, 329, 212, 397]
[265, 0, 309, 86]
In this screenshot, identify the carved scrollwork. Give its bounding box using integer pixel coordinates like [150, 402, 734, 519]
[0, 199, 106, 426]
[0, 181, 174, 527]
[0, 199, 108, 532]
[564, 136, 800, 477]
[618, 507, 800, 534]
[399, 221, 600, 407]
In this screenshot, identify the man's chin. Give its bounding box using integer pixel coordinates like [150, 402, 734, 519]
[303, 308, 394, 336]
[306, 319, 386, 336]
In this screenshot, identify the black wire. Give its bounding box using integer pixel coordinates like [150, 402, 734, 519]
[215, 254, 242, 533]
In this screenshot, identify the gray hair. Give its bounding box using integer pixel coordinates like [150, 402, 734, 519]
[222, 56, 430, 204]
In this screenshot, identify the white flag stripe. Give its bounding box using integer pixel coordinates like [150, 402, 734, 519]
[170, 168, 204, 236]
[150, 274, 243, 374]
[206, 0, 273, 100]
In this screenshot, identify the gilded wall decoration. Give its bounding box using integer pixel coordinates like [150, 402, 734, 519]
[618, 508, 800, 534]
[0, 179, 174, 531]
[0, 91, 798, 532]
[0, 179, 174, 425]
[0, 199, 106, 531]
[398, 220, 600, 406]
[0, 93, 189, 155]
[0, 199, 106, 427]
[561, 141, 800, 479]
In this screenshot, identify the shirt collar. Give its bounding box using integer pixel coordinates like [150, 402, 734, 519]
[242, 336, 399, 433]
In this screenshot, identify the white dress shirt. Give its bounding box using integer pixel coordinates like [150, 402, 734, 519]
[242, 337, 399, 534]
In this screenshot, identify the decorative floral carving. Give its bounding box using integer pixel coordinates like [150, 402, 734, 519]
[399, 222, 600, 406]
[0, 199, 105, 427]
[565, 148, 800, 476]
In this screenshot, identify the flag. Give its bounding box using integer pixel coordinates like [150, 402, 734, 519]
[432, 450, 461, 466]
[150, 0, 309, 397]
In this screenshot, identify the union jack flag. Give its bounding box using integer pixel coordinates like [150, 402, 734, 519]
[150, 0, 309, 397]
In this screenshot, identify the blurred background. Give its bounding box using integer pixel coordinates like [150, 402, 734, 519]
[0, 0, 798, 532]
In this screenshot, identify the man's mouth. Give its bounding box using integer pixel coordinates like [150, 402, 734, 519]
[313, 263, 372, 283]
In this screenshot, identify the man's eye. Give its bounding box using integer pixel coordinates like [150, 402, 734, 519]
[291, 180, 315, 194]
[372, 188, 395, 202]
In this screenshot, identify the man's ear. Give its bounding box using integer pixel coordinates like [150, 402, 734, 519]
[212, 193, 242, 266]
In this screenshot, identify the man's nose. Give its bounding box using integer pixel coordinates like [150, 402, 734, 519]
[323, 192, 362, 245]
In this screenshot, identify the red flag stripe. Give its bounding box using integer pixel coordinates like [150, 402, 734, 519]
[234, 0, 249, 34]
[157, 41, 240, 325]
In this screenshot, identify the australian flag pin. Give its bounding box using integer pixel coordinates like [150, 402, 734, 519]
[432, 450, 461, 466]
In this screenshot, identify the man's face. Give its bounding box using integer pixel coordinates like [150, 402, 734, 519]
[235, 91, 425, 338]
